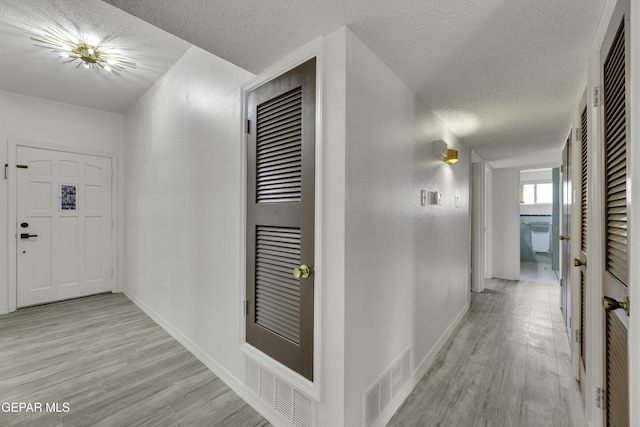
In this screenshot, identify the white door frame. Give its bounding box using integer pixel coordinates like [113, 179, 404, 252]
[470, 150, 485, 293]
[6, 139, 118, 313]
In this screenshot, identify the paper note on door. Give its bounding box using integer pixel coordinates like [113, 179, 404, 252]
[61, 185, 77, 210]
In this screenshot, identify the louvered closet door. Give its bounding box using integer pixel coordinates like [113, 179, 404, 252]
[578, 104, 588, 389]
[246, 58, 316, 381]
[600, 2, 629, 425]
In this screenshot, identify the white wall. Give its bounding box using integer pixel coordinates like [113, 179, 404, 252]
[122, 46, 254, 381]
[0, 90, 124, 314]
[491, 168, 520, 280]
[317, 27, 348, 427]
[342, 28, 471, 427]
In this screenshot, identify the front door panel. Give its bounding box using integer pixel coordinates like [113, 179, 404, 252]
[16, 146, 113, 307]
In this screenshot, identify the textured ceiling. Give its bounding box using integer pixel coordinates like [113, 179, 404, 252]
[102, 0, 607, 168]
[0, 0, 190, 113]
[0, 0, 607, 168]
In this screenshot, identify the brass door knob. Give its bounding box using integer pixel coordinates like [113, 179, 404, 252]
[293, 264, 311, 279]
[603, 296, 630, 315]
[573, 258, 586, 267]
[559, 235, 570, 241]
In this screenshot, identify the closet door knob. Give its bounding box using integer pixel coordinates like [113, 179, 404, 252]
[293, 265, 311, 279]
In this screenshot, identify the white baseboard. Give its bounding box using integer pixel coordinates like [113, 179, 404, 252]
[372, 301, 470, 427]
[122, 289, 294, 427]
[0, 306, 8, 315]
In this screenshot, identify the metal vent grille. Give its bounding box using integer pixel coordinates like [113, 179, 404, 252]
[256, 87, 303, 204]
[365, 384, 380, 427]
[379, 371, 391, 411]
[255, 226, 301, 344]
[364, 347, 411, 426]
[275, 377, 293, 420]
[603, 19, 628, 286]
[246, 358, 260, 395]
[245, 357, 315, 426]
[293, 390, 313, 427]
[260, 367, 275, 406]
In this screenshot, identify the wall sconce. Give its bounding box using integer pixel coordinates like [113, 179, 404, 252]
[433, 140, 448, 159]
[444, 149, 458, 164]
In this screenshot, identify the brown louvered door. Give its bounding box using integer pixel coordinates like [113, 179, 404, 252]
[246, 58, 316, 381]
[578, 104, 588, 390]
[600, 2, 629, 425]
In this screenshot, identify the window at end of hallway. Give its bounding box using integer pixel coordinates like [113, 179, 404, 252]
[520, 183, 552, 204]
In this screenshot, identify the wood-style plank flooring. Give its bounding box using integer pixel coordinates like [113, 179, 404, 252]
[389, 278, 585, 427]
[0, 294, 270, 427]
[1, 280, 584, 427]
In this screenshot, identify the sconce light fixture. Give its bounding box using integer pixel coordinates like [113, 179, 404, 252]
[433, 140, 448, 159]
[444, 149, 458, 165]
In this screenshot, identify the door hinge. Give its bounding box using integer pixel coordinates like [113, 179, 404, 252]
[243, 300, 249, 316]
[575, 127, 581, 141]
[111, 219, 114, 228]
[595, 386, 604, 409]
[111, 169, 114, 178]
[246, 119, 251, 134]
[4, 164, 7, 180]
[575, 329, 580, 343]
[111, 268, 114, 278]
[593, 86, 603, 107]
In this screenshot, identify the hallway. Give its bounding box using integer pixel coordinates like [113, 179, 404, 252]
[389, 279, 584, 426]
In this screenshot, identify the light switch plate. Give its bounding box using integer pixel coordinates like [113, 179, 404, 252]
[432, 191, 441, 205]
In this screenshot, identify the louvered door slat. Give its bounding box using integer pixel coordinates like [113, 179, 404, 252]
[579, 105, 587, 368]
[606, 312, 629, 427]
[256, 87, 303, 203]
[255, 226, 301, 344]
[603, 17, 628, 287]
[580, 271, 586, 365]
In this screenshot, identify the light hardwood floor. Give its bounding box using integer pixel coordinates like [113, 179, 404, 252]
[389, 278, 585, 427]
[0, 294, 270, 427]
[1, 280, 584, 427]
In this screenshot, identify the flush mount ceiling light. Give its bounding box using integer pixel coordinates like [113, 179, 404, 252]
[31, 27, 136, 76]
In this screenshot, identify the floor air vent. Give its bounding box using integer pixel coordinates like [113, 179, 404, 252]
[245, 358, 314, 427]
[364, 347, 411, 427]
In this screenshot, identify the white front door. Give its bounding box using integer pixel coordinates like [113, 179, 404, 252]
[16, 146, 113, 307]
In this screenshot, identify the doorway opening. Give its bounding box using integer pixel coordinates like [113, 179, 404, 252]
[519, 168, 559, 284]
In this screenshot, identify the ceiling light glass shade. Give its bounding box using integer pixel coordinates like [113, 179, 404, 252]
[31, 27, 136, 76]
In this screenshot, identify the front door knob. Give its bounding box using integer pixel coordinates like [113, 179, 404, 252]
[559, 235, 570, 241]
[293, 264, 311, 279]
[573, 258, 586, 267]
[603, 296, 630, 315]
